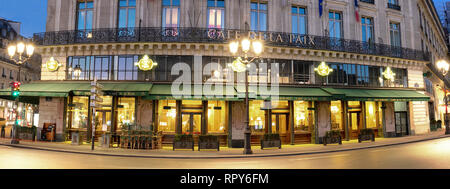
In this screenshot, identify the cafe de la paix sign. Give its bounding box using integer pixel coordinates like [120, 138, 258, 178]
[207, 29, 316, 46]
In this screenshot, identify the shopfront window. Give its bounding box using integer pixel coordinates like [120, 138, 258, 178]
[71, 96, 89, 129]
[331, 101, 343, 130]
[294, 101, 315, 133]
[365, 101, 380, 129]
[208, 101, 226, 133]
[249, 100, 265, 133]
[117, 97, 136, 131]
[158, 100, 177, 133]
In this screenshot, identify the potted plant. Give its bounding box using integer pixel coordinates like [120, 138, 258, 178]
[173, 134, 194, 151]
[323, 130, 342, 146]
[198, 135, 220, 151]
[261, 133, 282, 149]
[358, 128, 375, 143]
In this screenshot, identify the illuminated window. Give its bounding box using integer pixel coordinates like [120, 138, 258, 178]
[208, 101, 227, 133]
[365, 101, 380, 129]
[207, 0, 225, 29]
[331, 101, 343, 130]
[70, 97, 89, 129]
[294, 101, 315, 133]
[117, 97, 136, 131]
[158, 100, 177, 133]
[162, 0, 180, 28]
[249, 100, 265, 133]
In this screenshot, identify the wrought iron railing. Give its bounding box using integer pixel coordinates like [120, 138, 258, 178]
[33, 27, 429, 61]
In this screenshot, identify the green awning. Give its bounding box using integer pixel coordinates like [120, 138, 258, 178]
[321, 88, 430, 101]
[144, 84, 240, 101]
[235, 86, 333, 101]
[0, 82, 152, 97]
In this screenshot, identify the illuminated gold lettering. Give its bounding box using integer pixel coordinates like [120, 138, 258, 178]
[290, 34, 295, 43]
[235, 30, 241, 40]
[276, 34, 283, 43]
[308, 36, 315, 46]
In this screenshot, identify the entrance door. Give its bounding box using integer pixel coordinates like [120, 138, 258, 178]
[271, 114, 288, 143]
[181, 113, 202, 135]
[395, 112, 408, 137]
[94, 110, 112, 137]
[348, 112, 361, 139]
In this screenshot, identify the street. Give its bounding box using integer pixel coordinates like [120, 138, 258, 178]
[1, 137, 450, 169]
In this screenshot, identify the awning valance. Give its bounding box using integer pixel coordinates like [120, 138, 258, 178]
[144, 84, 240, 101]
[235, 86, 333, 101]
[0, 82, 153, 97]
[321, 88, 430, 101]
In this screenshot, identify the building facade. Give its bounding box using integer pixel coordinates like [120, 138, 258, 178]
[24, 0, 448, 146]
[0, 18, 41, 136]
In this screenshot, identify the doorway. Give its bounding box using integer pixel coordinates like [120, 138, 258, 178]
[181, 113, 202, 135]
[94, 110, 112, 137]
[271, 113, 288, 143]
[348, 112, 362, 139]
[395, 112, 409, 137]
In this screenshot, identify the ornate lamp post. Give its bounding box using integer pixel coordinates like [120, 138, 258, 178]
[7, 41, 35, 144]
[436, 60, 450, 134]
[229, 35, 264, 155]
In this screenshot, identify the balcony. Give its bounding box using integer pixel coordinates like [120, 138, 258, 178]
[388, 3, 401, 11]
[33, 27, 429, 62]
[360, 0, 375, 4]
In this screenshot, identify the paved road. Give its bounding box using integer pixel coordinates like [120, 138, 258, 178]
[1, 137, 450, 169]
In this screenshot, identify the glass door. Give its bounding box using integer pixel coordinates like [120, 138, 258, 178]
[94, 110, 112, 137]
[348, 112, 361, 139]
[181, 113, 202, 135]
[271, 114, 288, 134]
[395, 112, 408, 137]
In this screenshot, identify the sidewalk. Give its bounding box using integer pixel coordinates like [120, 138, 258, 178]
[0, 130, 448, 159]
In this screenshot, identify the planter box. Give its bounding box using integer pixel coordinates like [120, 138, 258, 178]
[261, 134, 282, 149]
[71, 132, 83, 145]
[358, 129, 375, 143]
[173, 135, 194, 151]
[323, 130, 342, 146]
[261, 140, 281, 149]
[198, 135, 220, 151]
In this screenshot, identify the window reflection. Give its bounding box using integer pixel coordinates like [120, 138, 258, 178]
[208, 101, 227, 133]
[294, 101, 315, 133]
[158, 100, 177, 133]
[331, 101, 343, 130]
[249, 100, 265, 133]
[118, 0, 136, 28]
[117, 97, 136, 131]
[70, 97, 89, 129]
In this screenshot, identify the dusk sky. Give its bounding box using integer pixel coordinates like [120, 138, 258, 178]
[0, 0, 47, 38]
[0, 0, 448, 38]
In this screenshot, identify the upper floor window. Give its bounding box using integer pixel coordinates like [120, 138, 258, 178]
[329, 11, 343, 38]
[361, 16, 374, 42]
[118, 0, 136, 28]
[250, 1, 268, 31]
[207, 0, 225, 29]
[388, 0, 401, 10]
[292, 6, 307, 35]
[76, 0, 94, 31]
[162, 0, 180, 28]
[390, 22, 401, 47]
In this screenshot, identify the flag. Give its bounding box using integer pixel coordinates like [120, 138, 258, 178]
[354, 0, 360, 22]
[319, 0, 324, 17]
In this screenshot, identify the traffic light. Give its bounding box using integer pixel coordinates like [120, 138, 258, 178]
[10, 81, 21, 99]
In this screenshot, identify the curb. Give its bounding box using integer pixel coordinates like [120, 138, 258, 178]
[0, 135, 449, 159]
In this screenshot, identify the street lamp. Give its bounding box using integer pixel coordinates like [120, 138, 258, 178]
[229, 35, 264, 155]
[7, 41, 35, 144]
[436, 59, 450, 135]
